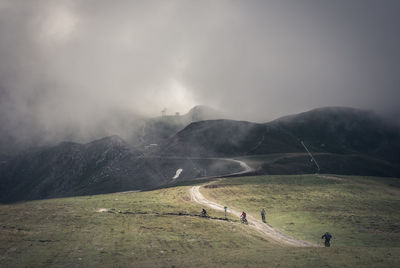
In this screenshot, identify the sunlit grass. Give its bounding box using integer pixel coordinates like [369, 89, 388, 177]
[201, 174, 400, 247]
[1, 177, 399, 267]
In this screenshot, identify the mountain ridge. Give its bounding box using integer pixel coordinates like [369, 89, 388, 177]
[1, 106, 399, 203]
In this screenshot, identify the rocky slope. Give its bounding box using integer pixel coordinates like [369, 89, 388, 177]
[0, 135, 242, 203]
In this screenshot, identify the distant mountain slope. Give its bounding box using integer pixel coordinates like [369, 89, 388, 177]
[158, 107, 400, 177]
[161, 107, 400, 159]
[159, 119, 304, 157]
[2, 106, 399, 202]
[270, 107, 400, 162]
[0, 136, 140, 202]
[0, 135, 243, 203]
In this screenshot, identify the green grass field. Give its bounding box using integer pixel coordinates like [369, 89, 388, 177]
[201, 174, 400, 247]
[1, 175, 399, 267]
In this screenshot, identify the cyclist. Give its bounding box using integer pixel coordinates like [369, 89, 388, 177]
[321, 232, 332, 247]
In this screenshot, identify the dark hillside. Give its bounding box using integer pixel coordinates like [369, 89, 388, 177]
[159, 107, 400, 177]
[160, 120, 303, 157]
[160, 107, 400, 161]
[0, 136, 242, 203]
[270, 107, 400, 162]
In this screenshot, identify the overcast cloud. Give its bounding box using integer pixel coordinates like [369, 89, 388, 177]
[1, 0, 399, 145]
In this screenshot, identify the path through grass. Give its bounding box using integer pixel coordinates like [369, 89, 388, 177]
[1, 176, 399, 267]
[201, 174, 400, 247]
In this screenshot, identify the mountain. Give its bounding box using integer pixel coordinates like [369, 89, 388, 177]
[0, 135, 243, 203]
[0, 136, 138, 202]
[270, 107, 400, 162]
[159, 107, 400, 176]
[2, 106, 399, 202]
[159, 119, 304, 157]
[161, 107, 400, 158]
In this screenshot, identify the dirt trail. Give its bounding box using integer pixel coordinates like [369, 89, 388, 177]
[190, 185, 320, 247]
[220, 158, 253, 176]
[317, 174, 344, 181]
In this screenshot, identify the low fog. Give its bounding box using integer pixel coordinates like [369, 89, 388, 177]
[1, 0, 400, 147]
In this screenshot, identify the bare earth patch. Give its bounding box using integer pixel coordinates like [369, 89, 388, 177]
[97, 208, 108, 213]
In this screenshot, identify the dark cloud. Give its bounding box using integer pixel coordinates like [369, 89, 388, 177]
[1, 0, 399, 146]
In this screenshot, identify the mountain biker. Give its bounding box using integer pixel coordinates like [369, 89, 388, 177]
[261, 208, 266, 223]
[321, 232, 332, 247]
[240, 211, 247, 223]
[201, 208, 207, 217]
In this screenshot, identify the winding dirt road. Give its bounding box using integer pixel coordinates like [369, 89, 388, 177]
[218, 158, 254, 176]
[190, 185, 320, 247]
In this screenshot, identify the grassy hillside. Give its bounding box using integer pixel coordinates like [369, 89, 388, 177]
[1, 175, 400, 267]
[201, 174, 400, 247]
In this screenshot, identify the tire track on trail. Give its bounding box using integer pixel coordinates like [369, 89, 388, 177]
[190, 185, 320, 247]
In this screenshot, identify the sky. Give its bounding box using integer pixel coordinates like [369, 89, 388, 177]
[1, 0, 399, 145]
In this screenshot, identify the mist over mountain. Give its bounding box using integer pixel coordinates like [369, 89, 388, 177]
[1, 0, 400, 158]
[1, 4, 400, 266]
[1, 106, 399, 203]
[129, 105, 223, 146]
[0, 105, 222, 160]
